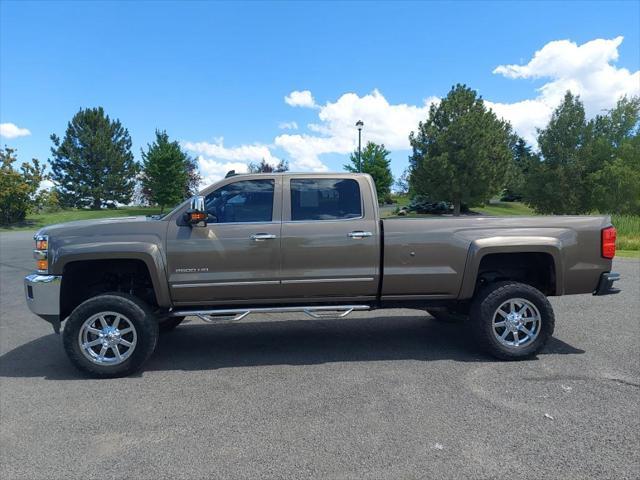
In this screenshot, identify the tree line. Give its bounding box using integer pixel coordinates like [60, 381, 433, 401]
[2, 88, 638, 224]
[1, 106, 297, 224]
[352, 85, 639, 216]
[1, 107, 203, 223]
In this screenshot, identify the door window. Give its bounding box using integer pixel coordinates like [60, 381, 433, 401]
[205, 179, 274, 223]
[290, 178, 361, 221]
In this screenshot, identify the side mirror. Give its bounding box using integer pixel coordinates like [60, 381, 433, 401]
[185, 196, 207, 227]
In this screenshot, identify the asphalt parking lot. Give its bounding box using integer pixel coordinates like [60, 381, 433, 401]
[1, 230, 639, 480]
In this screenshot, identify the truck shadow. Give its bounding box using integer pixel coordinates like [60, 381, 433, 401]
[0, 315, 585, 380]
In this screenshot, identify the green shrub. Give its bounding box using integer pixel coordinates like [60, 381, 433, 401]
[612, 214, 640, 251]
[0, 147, 44, 224]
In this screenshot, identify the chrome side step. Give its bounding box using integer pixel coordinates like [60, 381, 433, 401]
[170, 305, 370, 323]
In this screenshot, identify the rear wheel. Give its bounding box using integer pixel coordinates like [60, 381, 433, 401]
[471, 281, 554, 360]
[63, 293, 159, 378]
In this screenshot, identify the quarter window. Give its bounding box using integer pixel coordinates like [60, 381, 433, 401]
[205, 179, 274, 223]
[290, 178, 362, 221]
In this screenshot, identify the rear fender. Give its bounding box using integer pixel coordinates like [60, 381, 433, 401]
[459, 236, 564, 299]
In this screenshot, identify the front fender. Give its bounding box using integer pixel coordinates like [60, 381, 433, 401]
[53, 242, 171, 307]
[459, 236, 564, 299]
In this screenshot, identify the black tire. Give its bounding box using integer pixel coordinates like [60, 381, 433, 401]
[427, 308, 467, 323]
[158, 315, 185, 333]
[471, 281, 555, 360]
[63, 293, 159, 378]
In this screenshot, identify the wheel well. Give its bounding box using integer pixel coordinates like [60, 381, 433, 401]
[60, 259, 157, 320]
[476, 252, 556, 296]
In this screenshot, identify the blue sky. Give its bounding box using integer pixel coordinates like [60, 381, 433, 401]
[1, 1, 639, 185]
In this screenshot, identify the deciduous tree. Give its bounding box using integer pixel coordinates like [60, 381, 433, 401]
[345, 142, 394, 202]
[247, 158, 289, 173]
[409, 84, 512, 215]
[0, 147, 44, 224]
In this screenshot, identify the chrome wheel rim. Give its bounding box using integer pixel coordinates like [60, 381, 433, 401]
[492, 298, 541, 348]
[78, 311, 137, 365]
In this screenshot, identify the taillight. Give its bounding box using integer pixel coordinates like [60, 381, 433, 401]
[601, 226, 616, 259]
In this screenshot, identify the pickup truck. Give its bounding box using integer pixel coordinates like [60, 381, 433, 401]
[24, 173, 620, 377]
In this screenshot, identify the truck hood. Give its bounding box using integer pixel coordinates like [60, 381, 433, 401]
[37, 216, 159, 238]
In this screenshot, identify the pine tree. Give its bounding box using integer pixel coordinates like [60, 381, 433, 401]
[50, 107, 137, 209]
[141, 130, 192, 213]
[409, 84, 512, 215]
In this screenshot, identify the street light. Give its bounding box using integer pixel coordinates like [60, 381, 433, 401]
[355, 120, 364, 172]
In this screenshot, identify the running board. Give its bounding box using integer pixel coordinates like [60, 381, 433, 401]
[170, 305, 370, 323]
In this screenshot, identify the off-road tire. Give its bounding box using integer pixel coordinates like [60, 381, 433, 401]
[471, 281, 555, 360]
[63, 293, 159, 378]
[158, 315, 185, 333]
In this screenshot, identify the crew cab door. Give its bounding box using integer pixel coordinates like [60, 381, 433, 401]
[166, 176, 282, 305]
[280, 175, 380, 299]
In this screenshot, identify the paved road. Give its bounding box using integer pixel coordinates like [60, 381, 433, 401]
[1, 230, 639, 480]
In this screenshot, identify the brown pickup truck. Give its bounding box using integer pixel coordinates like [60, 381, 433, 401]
[24, 173, 620, 377]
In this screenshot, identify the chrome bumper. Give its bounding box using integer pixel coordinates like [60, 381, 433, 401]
[24, 274, 62, 320]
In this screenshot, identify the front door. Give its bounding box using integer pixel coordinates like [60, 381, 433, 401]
[167, 176, 282, 305]
[280, 175, 380, 299]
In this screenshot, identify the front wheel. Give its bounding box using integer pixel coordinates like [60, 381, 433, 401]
[63, 293, 159, 378]
[471, 281, 555, 360]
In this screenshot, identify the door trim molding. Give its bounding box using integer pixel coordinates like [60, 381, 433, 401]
[281, 277, 374, 284]
[172, 277, 375, 288]
[171, 280, 280, 289]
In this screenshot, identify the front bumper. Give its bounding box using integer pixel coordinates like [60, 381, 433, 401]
[593, 272, 621, 296]
[24, 274, 62, 328]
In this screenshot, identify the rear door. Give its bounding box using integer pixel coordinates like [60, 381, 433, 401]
[167, 176, 282, 305]
[280, 175, 380, 299]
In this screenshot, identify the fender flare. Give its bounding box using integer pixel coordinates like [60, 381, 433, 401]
[54, 242, 171, 308]
[458, 236, 564, 299]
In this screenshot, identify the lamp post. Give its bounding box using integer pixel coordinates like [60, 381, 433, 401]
[355, 120, 364, 172]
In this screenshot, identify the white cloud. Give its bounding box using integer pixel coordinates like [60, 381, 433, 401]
[284, 90, 317, 108]
[491, 36, 640, 143]
[278, 121, 298, 130]
[276, 89, 438, 171]
[195, 156, 250, 188]
[183, 138, 281, 187]
[0, 122, 31, 139]
[184, 138, 279, 163]
[38, 179, 55, 192]
[186, 36, 638, 182]
[485, 99, 552, 146]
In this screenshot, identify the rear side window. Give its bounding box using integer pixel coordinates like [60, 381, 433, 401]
[205, 179, 274, 223]
[290, 178, 362, 221]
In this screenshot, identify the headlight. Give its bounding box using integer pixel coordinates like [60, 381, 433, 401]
[34, 234, 49, 273]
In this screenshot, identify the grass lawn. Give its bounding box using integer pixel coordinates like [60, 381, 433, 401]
[616, 250, 640, 259]
[389, 194, 411, 208]
[473, 202, 535, 216]
[0, 207, 162, 232]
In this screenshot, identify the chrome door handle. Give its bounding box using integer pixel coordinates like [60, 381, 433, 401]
[250, 233, 277, 241]
[348, 231, 372, 239]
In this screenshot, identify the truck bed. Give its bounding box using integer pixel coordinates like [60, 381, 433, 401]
[381, 215, 612, 299]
